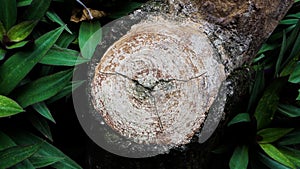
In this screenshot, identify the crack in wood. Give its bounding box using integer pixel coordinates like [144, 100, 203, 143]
[96, 71, 207, 133]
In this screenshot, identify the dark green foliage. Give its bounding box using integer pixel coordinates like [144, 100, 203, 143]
[223, 1, 300, 168]
[0, 0, 143, 168]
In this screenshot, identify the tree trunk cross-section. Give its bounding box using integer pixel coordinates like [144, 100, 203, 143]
[91, 17, 226, 145]
[83, 0, 294, 156]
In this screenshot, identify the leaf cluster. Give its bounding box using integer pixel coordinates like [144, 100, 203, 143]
[224, 1, 300, 169]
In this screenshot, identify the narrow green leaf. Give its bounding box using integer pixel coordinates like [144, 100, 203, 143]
[9, 131, 83, 169]
[0, 95, 24, 118]
[47, 80, 85, 104]
[7, 21, 37, 42]
[280, 19, 299, 25]
[23, 0, 51, 20]
[79, 21, 101, 59]
[259, 143, 296, 169]
[278, 104, 300, 117]
[0, 131, 36, 169]
[257, 128, 294, 143]
[11, 160, 35, 169]
[280, 57, 298, 77]
[285, 34, 300, 69]
[289, 62, 300, 83]
[40, 46, 88, 66]
[275, 30, 287, 77]
[0, 21, 5, 41]
[0, 26, 65, 95]
[6, 40, 29, 49]
[0, 49, 6, 60]
[259, 153, 291, 169]
[17, 0, 33, 7]
[257, 44, 280, 56]
[278, 146, 300, 167]
[30, 156, 64, 168]
[0, 131, 16, 150]
[0, 0, 17, 30]
[269, 25, 295, 41]
[32, 102, 55, 123]
[46, 11, 72, 34]
[254, 79, 285, 130]
[56, 32, 76, 48]
[229, 145, 249, 169]
[278, 129, 300, 146]
[297, 89, 300, 100]
[0, 144, 40, 169]
[227, 113, 250, 126]
[15, 69, 73, 107]
[29, 113, 53, 141]
[247, 69, 265, 112]
[286, 20, 300, 53]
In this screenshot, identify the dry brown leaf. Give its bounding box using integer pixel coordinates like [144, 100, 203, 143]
[70, 8, 106, 23]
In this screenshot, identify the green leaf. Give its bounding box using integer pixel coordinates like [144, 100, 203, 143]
[56, 32, 76, 48]
[47, 80, 85, 104]
[46, 11, 72, 34]
[0, 21, 5, 41]
[0, 26, 65, 95]
[0, 131, 16, 150]
[9, 131, 83, 169]
[0, 131, 35, 169]
[278, 129, 300, 146]
[17, 0, 32, 7]
[0, 144, 40, 169]
[259, 153, 291, 169]
[7, 21, 37, 42]
[6, 40, 29, 49]
[259, 143, 296, 169]
[227, 113, 251, 126]
[15, 69, 73, 107]
[32, 102, 55, 123]
[29, 113, 53, 141]
[297, 89, 300, 100]
[229, 145, 249, 169]
[0, 95, 24, 118]
[0, 49, 6, 60]
[257, 128, 294, 143]
[23, 0, 51, 20]
[280, 19, 299, 25]
[11, 160, 35, 169]
[275, 30, 287, 76]
[30, 155, 64, 168]
[278, 104, 300, 117]
[278, 146, 300, 167]
[79, 21, 102, 59]
[288, 62, 300, 83]
[257, 43, 280, 56]
[254, 79, 285, 130]
[40, 46, 89, 66]
[0, 0, 17, 30]
[280, 57, 298, 77]
[269, 25, 295, 41]
[286, 36, 300, 69]
[247, 69, 265, 112]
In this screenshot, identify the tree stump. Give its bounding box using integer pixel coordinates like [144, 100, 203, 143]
[73, 0, 294, 159]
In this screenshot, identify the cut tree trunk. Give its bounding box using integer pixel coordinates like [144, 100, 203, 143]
[74, 0, 294, 168]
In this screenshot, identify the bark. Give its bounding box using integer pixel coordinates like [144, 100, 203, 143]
[79, 0, 294, 167]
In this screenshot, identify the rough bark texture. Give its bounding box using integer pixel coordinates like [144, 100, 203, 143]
[84, 0, 293, 167]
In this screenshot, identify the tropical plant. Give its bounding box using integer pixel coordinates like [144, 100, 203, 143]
[224, 1, 300, 169]
[0, 0, 144, 167]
